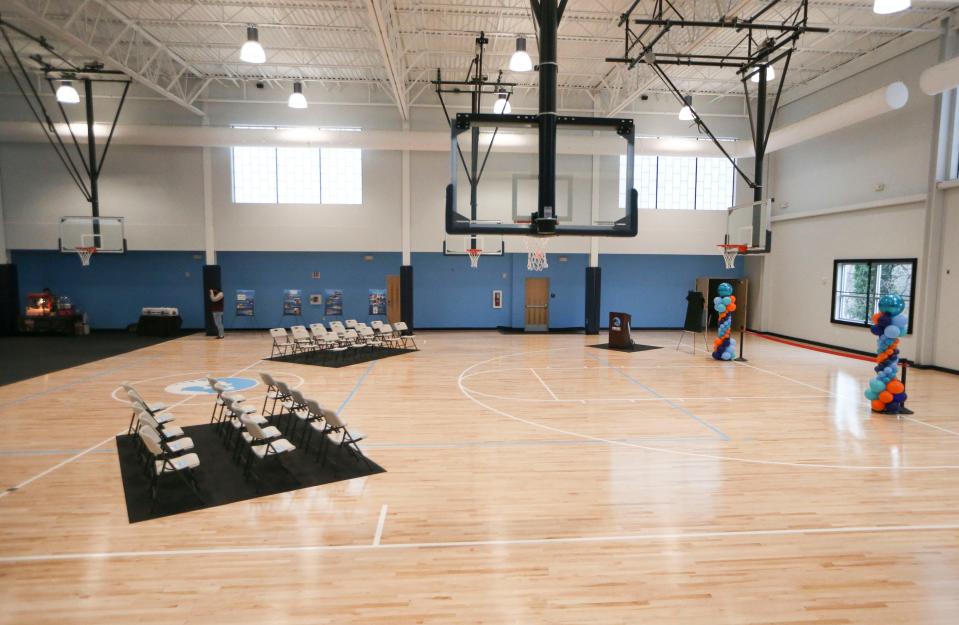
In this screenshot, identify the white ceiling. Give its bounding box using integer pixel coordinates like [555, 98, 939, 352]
[0, 0, 956, 117]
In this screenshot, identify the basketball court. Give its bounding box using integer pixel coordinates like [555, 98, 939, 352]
[1, 0, 959, 623]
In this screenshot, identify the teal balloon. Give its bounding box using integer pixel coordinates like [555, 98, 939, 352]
[869, 378, 886, 393]
[864, 389, 878, 400]
[716, 304, 726, 313]
[718, 282, 734, 297]
[722, 296, 731, 305]
[878, 294, 905, 316]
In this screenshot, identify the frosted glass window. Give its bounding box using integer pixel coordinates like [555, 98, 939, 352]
[619, 155, 658, 209]
[321, 148, 363, 205]
[657, 156, 697, 210]
[696, 157, 735, 210]
[231, 146, 277, 203]
[277, 148, 321, 204]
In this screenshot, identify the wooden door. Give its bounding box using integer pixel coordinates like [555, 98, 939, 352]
[386, 275, 401, 324]
[524, 278, 549, 332]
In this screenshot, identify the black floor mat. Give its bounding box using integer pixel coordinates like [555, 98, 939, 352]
[589, 342, 663, 353]
[117, 422, 385, 523]
[269, 346, 416, 368]
[0, 331, 192, 387]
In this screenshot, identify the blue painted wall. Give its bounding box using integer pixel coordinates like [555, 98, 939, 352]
[219, 251, 401, 330]
[11, 250, 743, 330]
[12, 250, 205, 329]
[600, 254, 743, 327]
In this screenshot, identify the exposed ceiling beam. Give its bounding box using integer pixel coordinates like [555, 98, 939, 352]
[364, 0, 409, 121]
[7, 0, 208, 115]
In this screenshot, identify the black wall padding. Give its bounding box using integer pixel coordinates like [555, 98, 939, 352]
[202, 264, 222, 337]
[400, 265, 413, 332]
[585, 266, 601, 335]
[0, 264, 18, 336]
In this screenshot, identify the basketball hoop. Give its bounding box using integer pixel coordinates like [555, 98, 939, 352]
[75, 246, 96, 267]
[466, 248, 482, 269]
[718, 244, 747, 270]
[525, 237, 549, 272]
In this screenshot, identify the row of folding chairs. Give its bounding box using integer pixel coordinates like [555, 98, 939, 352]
[123, 383, 202, 509]
[270, 320, 417, 359]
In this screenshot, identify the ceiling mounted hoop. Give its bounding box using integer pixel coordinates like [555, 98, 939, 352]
[718, 244, 747, 270]
[75, 246, 96, 267]
[466, 248, 482, 269]
[526, 237, 549, 272]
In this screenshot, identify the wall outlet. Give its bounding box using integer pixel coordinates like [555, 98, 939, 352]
[875, 183, 886, 192]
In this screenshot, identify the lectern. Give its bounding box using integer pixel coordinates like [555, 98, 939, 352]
[608, 312, 634, 350]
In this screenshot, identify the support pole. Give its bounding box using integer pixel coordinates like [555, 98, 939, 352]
[537, 1, 558, 226]
[401, 123, 414, 331]
[202, 265, 221, 337]
[0, 169, 16, 336]
[84, 78, 99, 218]
[202, 147, 216, 265]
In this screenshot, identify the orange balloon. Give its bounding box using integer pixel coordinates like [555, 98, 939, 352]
[872, 312, 882, 324]
[879, 391, 893, 403]
[729, 295, 736, 303]
[887, 380, 904, 394]
[727, 303, 737, 312]
[871, 399, 886, 411]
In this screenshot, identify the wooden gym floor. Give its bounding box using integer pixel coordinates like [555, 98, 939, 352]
[1, 330, 958, 624]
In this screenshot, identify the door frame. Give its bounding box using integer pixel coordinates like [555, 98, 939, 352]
[524, 277, 550, 332]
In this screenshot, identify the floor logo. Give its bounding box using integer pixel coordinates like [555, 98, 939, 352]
[164, 376, 258, 396]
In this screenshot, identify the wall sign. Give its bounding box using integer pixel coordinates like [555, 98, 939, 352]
[369, 289, 386, 315]
[235, 289, 255, 316]
[324, 289, 343, 316]
[283, 289, 302, 316]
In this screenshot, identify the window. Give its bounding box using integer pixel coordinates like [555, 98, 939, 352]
[230, 128, 362, 205]
[831, 259, 917, 332]
[619, 155, 734, 210]
[321, 148, 363, 204]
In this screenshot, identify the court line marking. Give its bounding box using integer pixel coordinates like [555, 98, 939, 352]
[733, 361, 835, 395]
[529, 368, 559, 401]
[363, 436, 717, 450]
[458, 386, 831, 403]
[0, 359, 263, 502]
[457, 347, 959, 471]
[903, 416, 959, 437]
[337, 361, 376, 417]
[0, 449, 116, 457]
[372, 504, 388, 546]
[109, 371, 305, 404]
[3, 522, 959, 564]
[587, 352, 730, 441]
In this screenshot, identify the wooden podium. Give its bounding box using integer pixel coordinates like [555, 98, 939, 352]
[608, 312, 634, 350]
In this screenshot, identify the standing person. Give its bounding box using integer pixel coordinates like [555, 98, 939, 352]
[209, 288, 225, 339]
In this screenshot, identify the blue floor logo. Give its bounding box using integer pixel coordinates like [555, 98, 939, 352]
[164, 377, 259, 396]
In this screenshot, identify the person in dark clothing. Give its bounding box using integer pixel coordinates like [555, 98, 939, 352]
[209, 288, 225, 338]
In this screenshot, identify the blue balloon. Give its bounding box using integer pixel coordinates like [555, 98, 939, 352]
[886, 402, 901, 412]
[717, 282, 734, 297]
[878, 294, 905, 316]
[884, 325, 901, 339]
[721, 351, 733, 360]
[892, 314, 908, 328]
[713, 297, 722, 306]
[870, 325, 883, 336]
[877, 315, 891, 327]
[869, 378, 887, 393]
[893, 392, 907, 403]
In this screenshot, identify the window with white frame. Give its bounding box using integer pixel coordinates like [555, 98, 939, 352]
[321, 148, 363, 205]
[230, 126, 362, 205]
[618, 154, 735, 210]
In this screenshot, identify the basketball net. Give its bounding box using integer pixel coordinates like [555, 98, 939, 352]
[76, 246, 96, 267]
[718, 244, 746, 270]
[525, 237, 549, 272]
[467, 248, 482, 269]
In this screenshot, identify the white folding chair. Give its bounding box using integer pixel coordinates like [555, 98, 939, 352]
[290, 326, 315, 357]
[139, 426, 202, 509]
[316, 408, 372, 470]
[123, 383, 172, 434]
[239, 415, 296, 481]
[269, 328, 294, 358]
[344, 319, 358, 330]
[392, 322, 417, 350]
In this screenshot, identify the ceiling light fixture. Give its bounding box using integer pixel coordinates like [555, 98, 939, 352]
[509, 36, 533, 72]
[678, 95, 694, 121]
[873, 0, 910, 14]
[492, 91, 511, 114]
[55, 80, 80, 104]
[750, 64, 776, 83]
[288, 81, 307, 109]
[240, 25, 266, 64]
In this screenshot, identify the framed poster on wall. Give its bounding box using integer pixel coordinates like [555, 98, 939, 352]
[324, 289, 343, 316]
[369, 289, 386, 315]
[283, 289, 302, 316]
[235, 290, 255, 317]
[492, 290, 503, 309]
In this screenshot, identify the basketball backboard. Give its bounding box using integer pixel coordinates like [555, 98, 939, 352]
[725, 200, 771, 254]
[59, 216, 126, 253]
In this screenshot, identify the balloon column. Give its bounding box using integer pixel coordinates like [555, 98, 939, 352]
[864, 294, 908, 413]
[712, 282, 737, 361]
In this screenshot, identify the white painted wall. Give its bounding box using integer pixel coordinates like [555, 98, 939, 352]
[761, 198, 927, 354]
[933, 185, 959, 370]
